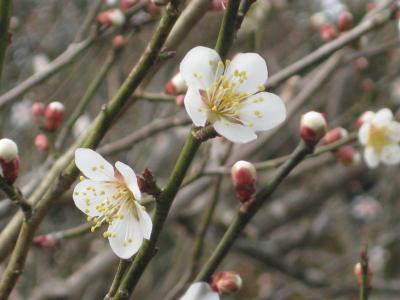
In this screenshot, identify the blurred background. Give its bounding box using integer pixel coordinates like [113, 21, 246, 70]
[0, 0, 400, 299]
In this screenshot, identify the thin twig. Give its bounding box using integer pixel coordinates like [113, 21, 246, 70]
[0, 0, 12, 84]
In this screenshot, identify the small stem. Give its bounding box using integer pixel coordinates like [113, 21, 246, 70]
[214, 0, 241, 60]
[74, 0, 104, 42]
[360, 246, 370, 300]
[0, 0, 12, 84]
[105, 259, 130, 299]
[195, 141, 314, 281]
[0, 176, 31, 220]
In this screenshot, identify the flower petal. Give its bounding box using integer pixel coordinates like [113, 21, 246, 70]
[115, 161, 141, 200]
[180, 46, 223, 90]
[387, 121, 400, 142]
[184, 87, 208, 127]
[358, 123, 370, 145]
[364, 147, 379, 169]
[75, 148, 115, 181]
[136, 203, 152, 240]
[108, 206, 144, 259]
[73, 180, 117, 217]
[239, 92, 286, 131]
[214, 119, 257, 143]
[380, 144, 400, 165]
[225, 52, 268, 94]
[179, 282, 219, 300]
[374, 108, 393, 127]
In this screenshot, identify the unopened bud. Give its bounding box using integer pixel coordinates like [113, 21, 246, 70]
[310, 12, 327, 30]
[231, 160, 257, 203]
[97, 9, 125, 26]
[112, 35, 127, 50]
[337, 146, 361, 166]
[210, 272, 242, 295]
[120, 0, 137, 9]
[354, 57, 369, 71]
[31, 102, 46, 117]
[45, 101, 64, 132]
[175, 95, 185, 107]
[144, 2, 161, 15]
[0, 139, 19, 184]
[165, 73, 187, 95]
[355, 111, 374, 129]
[35, 134, 49, 152]
[33, 235, 56, 249]
[300, 111, 328, 146]
[322, 127, 348, 145]
[320, 23, 338, 41]
[354, 262, 373, 288]
[209, 0, 227, 11]
[337, 11, 353, 32]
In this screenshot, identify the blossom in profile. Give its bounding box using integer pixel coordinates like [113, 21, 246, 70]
[180, 46, 286, 143]
[73, 148, 152, 258]
[358, 108, 400, 168]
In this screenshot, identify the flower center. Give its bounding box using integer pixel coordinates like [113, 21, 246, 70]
[200, 63, 250, 124]
[367, 125, 390, 153]
[85, 181, 139, 239]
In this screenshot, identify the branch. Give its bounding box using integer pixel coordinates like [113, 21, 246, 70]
[0, 176, 31, 220]
[0, 0, 12, 84]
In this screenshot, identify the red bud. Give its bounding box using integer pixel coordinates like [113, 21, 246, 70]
[210, 272, 242, 295]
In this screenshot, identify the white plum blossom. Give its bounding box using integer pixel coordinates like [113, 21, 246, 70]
[73, 148, 152, 259]
[180, 46, 286, 143]
[179, 282, 219, 300]
[358, 108, 400, 168]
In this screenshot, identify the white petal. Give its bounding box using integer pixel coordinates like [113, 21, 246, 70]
[380, 144, 400, 165]
[238, 92, 286, 131]
[358, 123, 370, 145]
[374, 108, 393, 127]
[179, 282, 219, 300]
[115, 161, 141, 200]
[184, 87, 208, 127]
[73, 180, 117, 217]
[108, 206, 144, 259]
[214, 119, 257, 143]
[75, 148, 115, 181]
[180, 46, 223, 90]
[387, 121, 400, 142]
[364, 147, 379, 169]
[136, 203, 152, 240]
[225, 52, 268, 94]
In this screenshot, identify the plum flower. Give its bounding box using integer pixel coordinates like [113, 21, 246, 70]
[179, 282, 219, 300]
[358, 108, 400, 168]
[180, 46, 286, 143]
[73, 148, 152, 259]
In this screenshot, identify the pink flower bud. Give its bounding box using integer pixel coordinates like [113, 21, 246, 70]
[144, 2, 161, 15]
[320, 23, 338, 41]
[175, 95, 185, 107]
[45, 101, 64, 132]
[322, 127, 348, 145]
[354, 57, 369, 71]
[112, 35, 127, 50]
[97, 9, 125, 26]
[33, 235, 56, 249]
[0, 138, 20, 184]
[31, 102, 46, 117]
[210, 272, 242, 295]
[35, 134, 49, 152]
[355, 111, 374, 129]
[354, 262, 373, 288]
[209, 0, 227, 11]
[336, 146, 360, 166]
[300, 111, 328, 146]
[361, 78, 374, 93]
[164, 72, 187, 95]
[231, 160, 257, 203]
[120, 0, 138, 9]
[337, 11, 353, 32]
